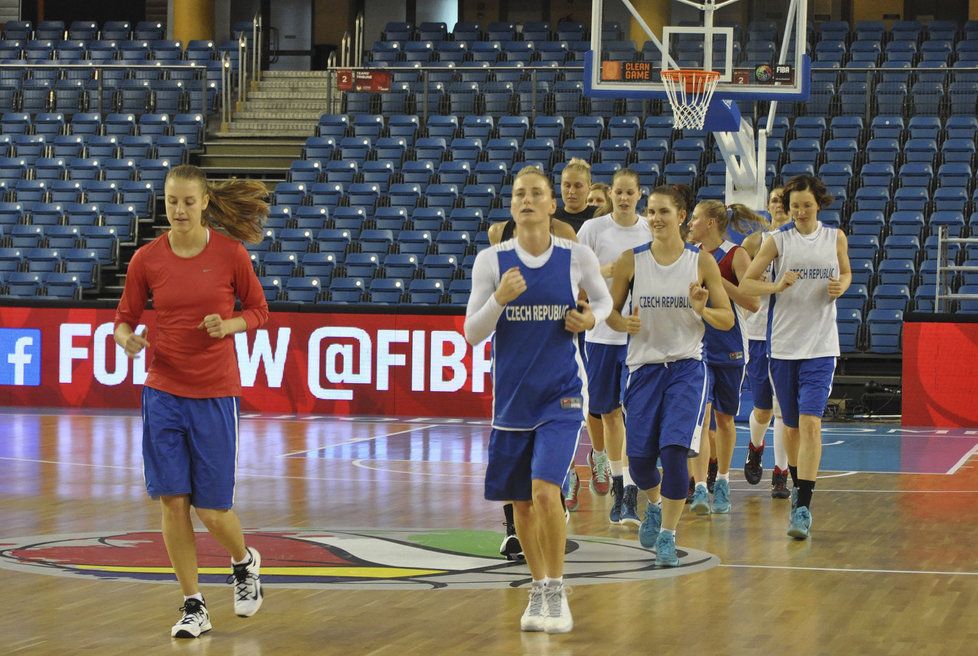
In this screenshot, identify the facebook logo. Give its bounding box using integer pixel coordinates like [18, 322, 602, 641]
[0, 328, 41, 386]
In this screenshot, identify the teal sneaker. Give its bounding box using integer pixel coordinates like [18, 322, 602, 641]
[620, 485, 640, 527]
[654, 531, 679, 567]
[711, 478, 731, 514]
[638, 502, 662, 548]
[787, 506, 813, 540]
[690, 485, 711, 515]
[790, 486, 798, 510]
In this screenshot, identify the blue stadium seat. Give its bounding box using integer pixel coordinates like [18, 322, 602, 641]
[867, 309, 903, 353]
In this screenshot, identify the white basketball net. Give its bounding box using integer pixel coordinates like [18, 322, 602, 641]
[660, 69, 721, 130]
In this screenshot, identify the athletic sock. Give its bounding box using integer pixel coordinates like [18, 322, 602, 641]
[184, 593, 204, 603]
[773, 417, 788, 469]
[623, 467, 635, 486]
[749, 412, 768, 448]
[695, 482, 707, 491]
[796, 479, 815, 509]
[717, 473, 729, 482]
[788, 465, 799, 487]
[504, 503, 515, 530]
[610, 460, 624, 477]
[231, 552, 251, 566]
[660, 528, 676, 537]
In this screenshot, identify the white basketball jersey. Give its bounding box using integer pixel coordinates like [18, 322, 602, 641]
[626, 243, 704, 369]
[769, 222, 840, 359]
[743, 231, 774, 341]
[578, 213, 654, 346]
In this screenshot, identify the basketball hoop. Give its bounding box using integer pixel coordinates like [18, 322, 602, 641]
[660, 69, 721, 130]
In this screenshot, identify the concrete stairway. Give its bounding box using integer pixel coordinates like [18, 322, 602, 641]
[221, 70, 339, 138]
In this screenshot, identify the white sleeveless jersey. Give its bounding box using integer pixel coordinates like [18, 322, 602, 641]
[769, 222, 840, 359]
[577, 213, 654, 345]
[626, 243, 704, 368]
[743, 231, 774, 341]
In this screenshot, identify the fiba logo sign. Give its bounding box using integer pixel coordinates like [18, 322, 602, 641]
[0, 328, 41, 386]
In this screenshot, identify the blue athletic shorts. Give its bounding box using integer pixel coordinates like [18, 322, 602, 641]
[142, 387, 240, 510]
[623, 358, 709, 458]
[768, 357, 836, 428]
[746, 339, 774, 410]
[707, 363, 745, 416]
[584, 341, 627, 415]
[485, 419, 582, 501]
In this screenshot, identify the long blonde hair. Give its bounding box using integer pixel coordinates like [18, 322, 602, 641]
[167, 164, 269, 244]
[695, 200, 769, 236]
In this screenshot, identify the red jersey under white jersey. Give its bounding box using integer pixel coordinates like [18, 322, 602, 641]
[114, 229, 269, 398]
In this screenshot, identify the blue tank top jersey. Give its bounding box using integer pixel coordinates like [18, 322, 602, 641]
[703, 241, 747, 367]
[492, 244, 587, 429]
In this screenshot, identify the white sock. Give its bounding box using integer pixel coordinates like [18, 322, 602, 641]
[718, 473, 729, 482]
[184, 593, 204, 603]
[546, 577, 563, 588]
[623, 467, 635, 486]
[660, 528, 676, 537]
[749, 411, 769, 448]
[532, 579, 546, 588]
[773, 416, 788, 470]
[610, 460, 624, 476]
[695, 482, 707, 491]
[232, 550, 251, 566]
[592, 448, 606, 458]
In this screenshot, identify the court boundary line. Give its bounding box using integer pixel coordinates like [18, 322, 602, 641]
[947, 444, 978, 475]
[279, 425, 435, 457]
[720, 563, 978, 577]
[5, 454, 978, 491]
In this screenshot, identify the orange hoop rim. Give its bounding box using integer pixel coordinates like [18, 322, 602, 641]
[660, 69, 721, 82]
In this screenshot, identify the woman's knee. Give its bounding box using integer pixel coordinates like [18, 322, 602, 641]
[160, 494, 191, 516]
[194, 507, 227, 530]
[530, 480, 562, 512]
[628, 455, 661, 490]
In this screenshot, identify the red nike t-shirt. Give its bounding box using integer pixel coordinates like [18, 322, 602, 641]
[114, 229, 269, 399]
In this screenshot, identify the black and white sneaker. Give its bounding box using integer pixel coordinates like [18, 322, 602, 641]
[171, 598, 211, 639]
[499, 524, 524, 561]
[228, 547, 263, 617]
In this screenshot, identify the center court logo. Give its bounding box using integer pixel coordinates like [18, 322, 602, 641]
[0, 529, 717, 589]
[0, 328, 41, 386]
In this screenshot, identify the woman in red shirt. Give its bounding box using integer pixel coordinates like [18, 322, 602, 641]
[114, 164, 269, 639]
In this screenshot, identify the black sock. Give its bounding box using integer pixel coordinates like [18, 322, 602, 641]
[788, 465, 799, 487]
[503, 503, 515, 531]
[796, 479, 815, 509]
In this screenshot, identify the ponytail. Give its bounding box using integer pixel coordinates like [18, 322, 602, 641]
[727, 203, 770, 234]
[167, 164, 269, 244]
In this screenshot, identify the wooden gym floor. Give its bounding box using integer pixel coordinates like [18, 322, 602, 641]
[2, 409, 977, 656]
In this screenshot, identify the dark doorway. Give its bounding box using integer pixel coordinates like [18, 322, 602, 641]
[21, 0, 146, 25]
[904, 0, 967, 22]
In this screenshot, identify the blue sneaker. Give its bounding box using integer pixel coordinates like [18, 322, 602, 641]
[639, 503, 662, 548]
[787, 506, 813, 539]
[620, 485, 640, 527]
[790, 486, 798, 510]
[609, 476, 624, 524]
[690, 485, 711, 515]
[711, 478, 731, 514]
[654, 531, 679, 567]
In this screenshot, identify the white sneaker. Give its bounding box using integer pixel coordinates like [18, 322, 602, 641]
[543, 582, 573, 634]
[171, 598, 211, 638]
[228, 547, 263, 617]
[520, 584, 546, 632]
